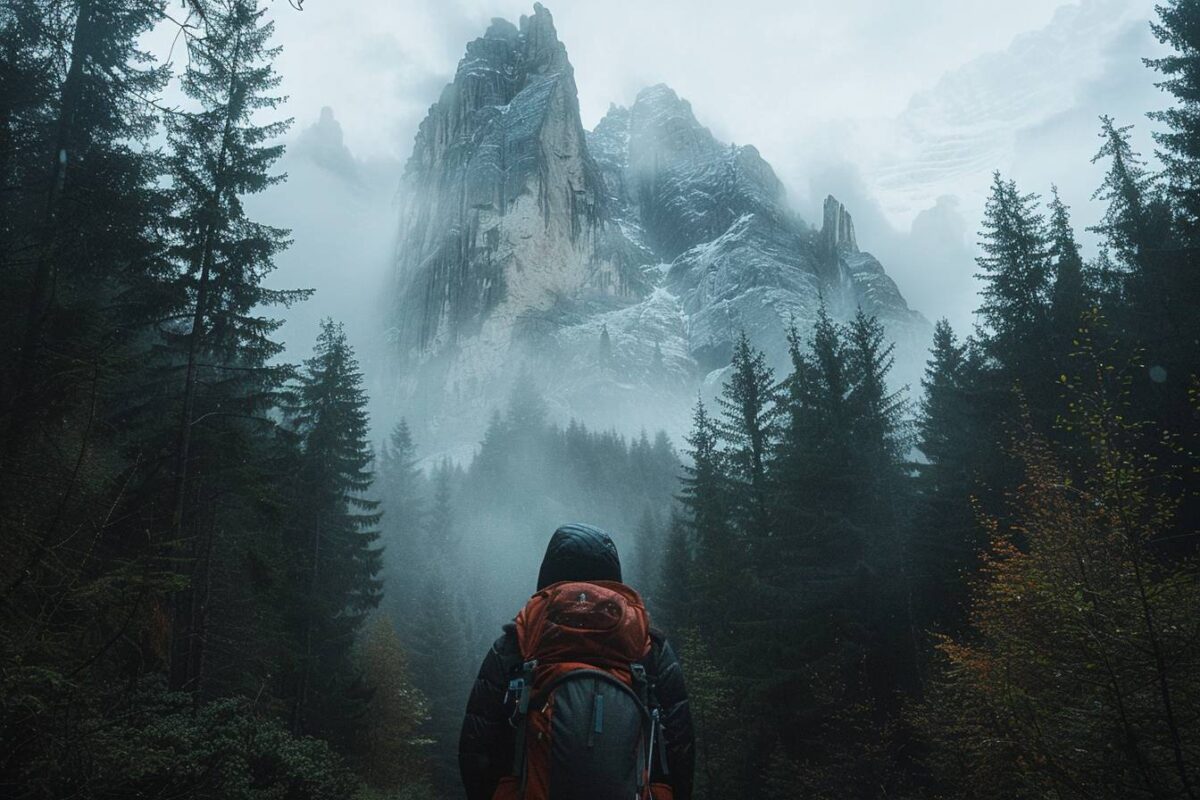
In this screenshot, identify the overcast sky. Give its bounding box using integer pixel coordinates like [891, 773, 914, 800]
[148, 0, 1172, 352]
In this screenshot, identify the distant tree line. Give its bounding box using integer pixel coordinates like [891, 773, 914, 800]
[375, 377, 681, 797]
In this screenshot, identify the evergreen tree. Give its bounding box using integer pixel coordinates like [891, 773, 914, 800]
[1090, 116, 1167, 274]
[656, 510, 694, 634]
[599, 323, 613, 371]
[1142, 0, 1200, 554]
[715, 331, 776, 538]
[286, 319, 382, 740]
[158, 0, 309, 694]
[408, 570, 471, 797]
[974, 172, 1052, 378]
[772, 305, 854, 558]
[1047, 186, 1089, 358]
[679, 398, 733, 595]
[678, 394, 746, 659]
[846, 309, 908, 486]
[378, 419, 426, 629]
[632, 505, 662, 599]
[426, 458, 457, 554]
[1148, 0, 1200, 237]
[911, 320, 983, 638]
[1, 0, 168, 456]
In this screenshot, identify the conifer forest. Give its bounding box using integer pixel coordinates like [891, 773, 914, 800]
[1, 1, 1199, 799]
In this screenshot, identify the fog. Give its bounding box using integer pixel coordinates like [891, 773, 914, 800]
[218, 0, 1170, 362]
[232, 1, 1176, 772]
[225, 0, 1176, 646]
[6, 2, 1190, 797]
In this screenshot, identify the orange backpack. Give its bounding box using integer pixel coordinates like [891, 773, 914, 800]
[493, 580, 672, 800]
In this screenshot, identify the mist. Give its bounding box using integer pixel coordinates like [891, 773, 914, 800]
[6, 1, 1198, 799]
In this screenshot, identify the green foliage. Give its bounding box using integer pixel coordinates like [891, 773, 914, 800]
[632, 504, 664, 602]
[677, 629, 745, 799]
[285, 319, 383, 740]
[5, 2, 1200, 799]
[974, 172, 1052, 373]
[6, 677, 360, 800]
[655, 510, 694, 633]
[715, 331, 777, 536]
[919, 321, 1200, 799]
[353, 616, 433, 794]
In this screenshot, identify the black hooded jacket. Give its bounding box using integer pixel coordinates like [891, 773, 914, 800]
[458, 524, 695, 800]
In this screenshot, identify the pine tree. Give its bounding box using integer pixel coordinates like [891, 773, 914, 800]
[845, 307, 910, 609]
[679, 398, 736, 636]
[846, 309, 908, 484]
[159, 0, 309, 694]
[917, 321, 968, 470]
[974, 172, 1052, 376]
[656, 510, 693, 634]
[1141, 0, 1200, 554]
[1, 0, 168, 455]
[407, 570, 471, 797]
[715, 331, 776, 538]
[1148, 0, 1200, 237]
[1090, 116, 1166, 274]
[378, 419, 425, 629]
[680, 399, 730, 569]
[286, 319, 382, 739]
[911, 320, 983, 637]
[1047, 186, 1089, 358]
[632, 505, 662, 600]
[773, 305, 854, 555]
[426, 458, 457, 553]
[599, 323, 613, 371]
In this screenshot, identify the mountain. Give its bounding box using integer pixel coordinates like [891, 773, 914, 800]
[386, 4, 929, 451]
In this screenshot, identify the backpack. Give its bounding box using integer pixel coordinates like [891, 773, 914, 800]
[493, 580, 672, 800]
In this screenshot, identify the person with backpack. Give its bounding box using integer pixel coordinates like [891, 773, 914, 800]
[459, 523, 695, 800]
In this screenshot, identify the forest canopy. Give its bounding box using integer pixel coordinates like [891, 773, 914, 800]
[1, 1, 1199, 799]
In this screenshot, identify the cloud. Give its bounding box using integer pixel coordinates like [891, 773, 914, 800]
[849, 0, 1160, 228]
[783, 0, 1168, 331]
[229, 0, 1171, 350]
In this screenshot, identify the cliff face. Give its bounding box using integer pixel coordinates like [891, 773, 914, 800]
[387, 5, 929, 449]
[590, 84, 927, 372]
[391, 6, 639, 356]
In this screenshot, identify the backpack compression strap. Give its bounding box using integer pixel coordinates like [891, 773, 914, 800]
[633, 658, 670, 777]
[508, 659, 538, 785]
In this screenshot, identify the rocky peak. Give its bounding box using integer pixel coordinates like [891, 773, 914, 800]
[822, 195, 858, 255]
[517, 3, 568, 76]
[628, 83, 720, 173]
[590, 104, 632, 166]
[387, 8, 929, 453]
[391, 3, 627, 380]
[293, 106, 359, 183]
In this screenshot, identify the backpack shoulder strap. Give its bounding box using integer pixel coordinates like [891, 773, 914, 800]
[508, 658, 538, 784]
[639, 633, 671, 776]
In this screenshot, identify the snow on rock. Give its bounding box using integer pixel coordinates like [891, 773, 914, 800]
[385, 5, 930, 453]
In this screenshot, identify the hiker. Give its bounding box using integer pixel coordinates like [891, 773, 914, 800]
[459, 523, 695, 800]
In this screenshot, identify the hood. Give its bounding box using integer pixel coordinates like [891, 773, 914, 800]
[536, 523, 622, 590]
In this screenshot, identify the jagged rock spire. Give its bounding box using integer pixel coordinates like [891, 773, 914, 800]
[822, 195, 858, 254]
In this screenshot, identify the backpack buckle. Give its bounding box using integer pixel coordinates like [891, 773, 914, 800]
[504, 678, 525, 707]
[516, 660, 537, 714]
[630, 662, 649, 706]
